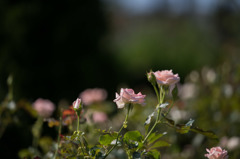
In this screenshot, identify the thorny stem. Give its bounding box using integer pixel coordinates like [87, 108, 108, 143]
[103, 104, 131, 159]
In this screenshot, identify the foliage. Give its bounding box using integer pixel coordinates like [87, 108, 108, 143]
[1, 62, 240, 158]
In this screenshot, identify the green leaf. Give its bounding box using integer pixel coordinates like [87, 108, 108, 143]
[90, 146, 102, 157]
[190, 127, 218, 140]
[162, 115, 175, 127]
[150, 140, 170, 149]
[123, 131, 143, 142]
[146, 149, 161, 159]
[147, 132, 167, 145]
[111, 131, 119, 138]
[175, 119, 194, 134]
[175, 124, 191, 134]
[99, 134, 115, 146]
[82, 136, 89, 153]
[158, 103, 169, 109]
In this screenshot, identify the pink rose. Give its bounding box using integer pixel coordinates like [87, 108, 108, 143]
[205, 147, 228, 159]
[113, 88, 146, 109]
[33, 98, 55, 118]
[153, 70, 180, 86]
[73, 98, 82, 109]
[92, 112, 108, 123]
[79, 88, 107, 105]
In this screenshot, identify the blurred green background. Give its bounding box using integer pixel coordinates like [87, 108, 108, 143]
[0, 0, 240, 158]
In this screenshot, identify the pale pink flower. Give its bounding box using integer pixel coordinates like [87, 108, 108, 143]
[113, 88, 146, 109]
[73, 98, 82, 109]
[92, 112, 108, 123]
[33, 98, 55, 118]
[79, 88, 107, 105]
[153, 70, 180, 86]
[205, 147, 228, 159]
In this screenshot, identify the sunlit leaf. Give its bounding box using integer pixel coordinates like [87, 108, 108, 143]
[146, 149, 161, 159]
[99, 134, 115, 146]
[159, 103, 169, 109]
[123, 130, 143, 142]
[147, 132, 167, 145]
[149, 140, 170, 149]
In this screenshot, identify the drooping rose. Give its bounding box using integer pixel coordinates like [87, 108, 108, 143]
[33, 98, 55, 118]
[79, 88, 107, 105]
[92, 112, 108, 123]
[205, 147, 228, 159]
[73, 98, 82, 109]
[113, 88, 146, 109]
[153, 70, 180, 86]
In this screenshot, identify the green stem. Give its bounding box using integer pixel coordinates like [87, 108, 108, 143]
[54, 116, 62, 159]
[153, 85, 160, 103]
[136, 86, 166, 152]
[136, 108, 162, 153]
[76, 114, 86, 156]
[103, 104, 131, 159]
[165, 102, 174, 117]
[79, 136, 86, 156]
[77, 114, 80, 132]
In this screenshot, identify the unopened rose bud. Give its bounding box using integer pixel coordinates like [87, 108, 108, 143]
[73, 98, 82, 116]
[147, 70, 157, 86]
[73, 98, 81, 109]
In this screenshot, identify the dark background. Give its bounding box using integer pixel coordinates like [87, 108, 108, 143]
[0, 0, 239, 103]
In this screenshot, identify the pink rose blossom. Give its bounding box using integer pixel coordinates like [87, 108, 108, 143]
[73, 98, 82, 109]
[79, 88, 107, 105]
[153, 70, 180, 86]
[92, 112, 108, 123]
[113, 88, 146, 109]
[205, 147, 228, 159]
[33, 98, 55, 118]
